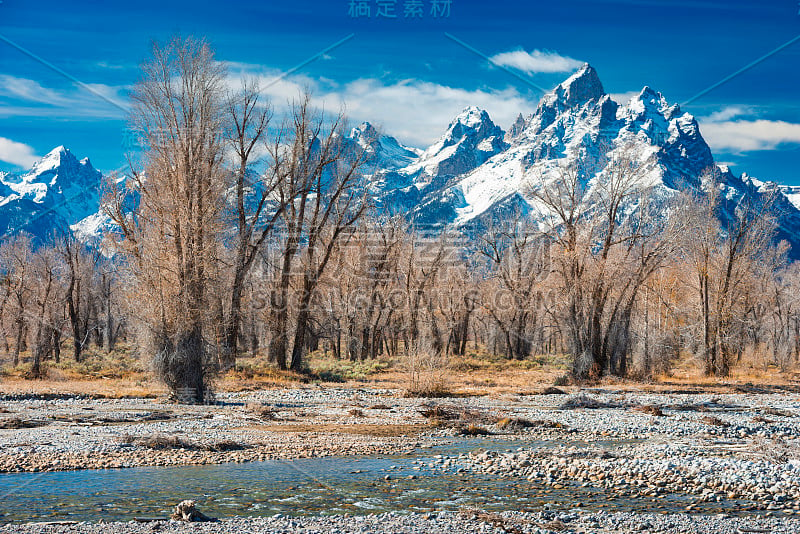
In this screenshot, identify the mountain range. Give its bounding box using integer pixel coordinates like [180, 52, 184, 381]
[3, 64, 799, 258]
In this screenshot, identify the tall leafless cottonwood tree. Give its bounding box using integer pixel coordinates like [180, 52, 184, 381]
[527, 146, 673, 379]
[678, 170, 779, 376]
[108, 36, 227, 402]
[265, 96, 370, 371]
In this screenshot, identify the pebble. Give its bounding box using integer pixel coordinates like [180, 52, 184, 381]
[1, 510, 798, 534]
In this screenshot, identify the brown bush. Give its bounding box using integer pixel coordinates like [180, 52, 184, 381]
[633, 404, 666, 417]
[701, 415, 728, 427]
[457, 424, 491, 436]
[121, 432, 246, 451]
[245, 403, 276, 420]
[0, 418, 48, 429]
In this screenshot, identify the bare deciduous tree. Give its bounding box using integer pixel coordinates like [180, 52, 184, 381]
[108, 36, 228, 402]
[264, 96, 370, 371]
[679, 170, 779, 376]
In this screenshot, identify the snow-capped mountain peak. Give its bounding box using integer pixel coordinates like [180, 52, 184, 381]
[347, 121, 421, 171]
[625, 86, 681, 122]
[0, 147, 102, 241]
[546, 63, 605, 108]
[30, 145, 69, 173]
[425, 106, 503, 154]
[451, 105, 491, 129]
[349, 121, 383, 150]
[394, 106, 507, 187]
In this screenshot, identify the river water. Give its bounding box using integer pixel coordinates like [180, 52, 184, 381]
[0, 437, 755, 523]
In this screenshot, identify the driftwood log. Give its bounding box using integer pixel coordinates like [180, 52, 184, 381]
[170, 500, 216, 522]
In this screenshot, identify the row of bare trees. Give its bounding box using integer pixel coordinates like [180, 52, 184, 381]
[224, 165, 797, 384]
[0, 234, 123, 378]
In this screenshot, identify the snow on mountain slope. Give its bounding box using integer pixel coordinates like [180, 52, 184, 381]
[348, 122, 421, 171]
[0, 146, 102, 241]
[397, 106, 507, 186]
[780, 186, 800, 211]
[372, 106, 508, 217]
[3, 65, 800, 258]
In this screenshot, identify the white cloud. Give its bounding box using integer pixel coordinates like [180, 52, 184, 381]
[0, 75, 128, 119]
[488, 49, 584, 74]
[700, 106, 800, 152]
[702, 119, 800, 152]
[1, 62, 534, 152]
[322, 79, 530, 147]
[0, 137, 40, 168]
[224, 66, 533, 147]
[609, 91, 640, 105]
[704, 106, 753, 123]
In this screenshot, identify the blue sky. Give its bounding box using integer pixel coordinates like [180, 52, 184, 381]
[0, 0, 799, 184]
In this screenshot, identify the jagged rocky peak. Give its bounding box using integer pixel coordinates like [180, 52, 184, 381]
[390, 106, 507, 185]
[417, 106, 506, 161]
[505, 113, 527, 143]
[442, 106, 504, 144]
[551, 63, 605, 107]
[347, 121, 421, 172]
[28, 145, 70, 175]
[524, 64, 612, 136]
[350, 121, 379, 144]
[31, 145, 92, 176]
[0, 146, 103, 242]
[25, 145, 98, 186]
[626, 86, 681, 121]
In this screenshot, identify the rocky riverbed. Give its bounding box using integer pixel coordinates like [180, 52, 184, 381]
[0, 387, 800, 474]
[1, 510, 799, 534]
[2, 387, 800, 532]
[426, 440, 800, 513]
[0, 387, 799, 472]
[0, 387, 432, 472]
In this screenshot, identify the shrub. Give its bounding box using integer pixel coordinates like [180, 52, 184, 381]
[309, 357, 391, 382]
[559, 394, 617, 410]
[245, 403, 276, 420]
[633, 404, 666, 417]
[553, 374, 571, 387]
[457, 424, 490, 436]
[402, 340, 452, 397]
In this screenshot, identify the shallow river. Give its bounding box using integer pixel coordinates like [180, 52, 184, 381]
[0, 437, 756, 523]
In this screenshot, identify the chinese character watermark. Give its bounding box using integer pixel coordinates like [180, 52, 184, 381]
[405, 0, 424, 18]
[376, 0, 397, 18]
[348, 0, 452, 19]
[430, 0, 451, 18]
[349, 0, 371, 18]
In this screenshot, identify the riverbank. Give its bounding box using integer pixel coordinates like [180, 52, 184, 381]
[2, 388, 800, 531]
[1, 387, 799, 474]
[2, 510, 799, 534]
[0, 387, 432, 472]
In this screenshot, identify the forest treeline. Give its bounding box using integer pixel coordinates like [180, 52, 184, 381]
[1, 37, 798, 402]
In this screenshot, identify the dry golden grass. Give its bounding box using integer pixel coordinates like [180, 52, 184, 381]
[1, 344, 799, 398]
[358, 360, 570, 397]
[0, 377, 166, 398]
[644, 351, 800, 393]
